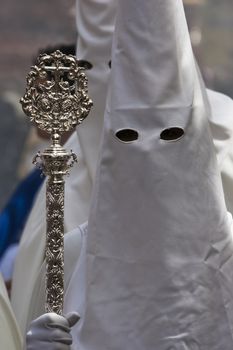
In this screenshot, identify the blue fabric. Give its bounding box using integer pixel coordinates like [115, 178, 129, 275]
[0, 168, 44, 258]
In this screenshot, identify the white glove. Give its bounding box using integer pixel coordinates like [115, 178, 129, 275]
[26, 312, 80, 350]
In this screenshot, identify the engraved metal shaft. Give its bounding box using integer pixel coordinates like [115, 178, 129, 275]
[21, 51, 92, 314]
[46, 179, 65, 314]
[35, 136, 77, 314]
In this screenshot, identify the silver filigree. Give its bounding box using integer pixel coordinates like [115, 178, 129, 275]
[21, 50, 92, 135]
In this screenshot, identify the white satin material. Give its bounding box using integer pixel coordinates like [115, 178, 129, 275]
[11, 0, 116, 339]
[0, 273, 22, 350]
[66, 0, 233, 349]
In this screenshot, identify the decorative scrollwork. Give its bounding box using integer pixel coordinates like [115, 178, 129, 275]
[20, 50, 93, 135]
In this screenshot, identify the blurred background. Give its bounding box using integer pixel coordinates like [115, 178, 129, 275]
[0, 0, 232, 209]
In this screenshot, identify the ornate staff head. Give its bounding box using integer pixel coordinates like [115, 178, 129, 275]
[21, 50, 93, 144]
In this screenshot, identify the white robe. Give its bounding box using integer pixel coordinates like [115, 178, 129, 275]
[0, 273, 22, 350]
[62, 0, 233, 348]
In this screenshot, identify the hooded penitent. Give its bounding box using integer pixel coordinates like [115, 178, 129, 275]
[67, 0, 233, 348]
[11, 0, 233, 345]
[11, 0, 116, 338]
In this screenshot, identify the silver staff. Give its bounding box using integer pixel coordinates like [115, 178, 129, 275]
[21, 50, 92, 315]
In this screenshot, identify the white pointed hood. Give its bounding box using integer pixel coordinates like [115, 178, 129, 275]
[11, 0, 116, 337]
[70, 0, 233, 348]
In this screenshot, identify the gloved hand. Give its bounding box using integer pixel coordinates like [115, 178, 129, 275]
[26, 312, 80, 350]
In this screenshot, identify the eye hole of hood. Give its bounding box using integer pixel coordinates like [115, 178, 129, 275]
[160, 127, 184, 142]
[78, 60, 93, 70]
[115, 129, 139, 143]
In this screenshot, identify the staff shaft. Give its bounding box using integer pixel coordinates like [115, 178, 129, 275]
[46, 178, 65, 314]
